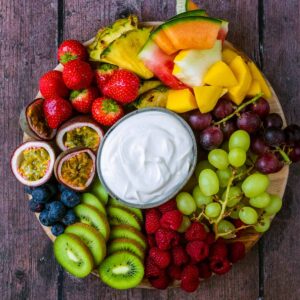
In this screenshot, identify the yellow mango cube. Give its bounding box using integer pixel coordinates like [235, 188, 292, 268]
[247, 79, 262, 97]
[204, 61, 238, 87]
[193, 86, 226, 113]
[227, 56, 252, 105]
[222, 47, 238, 64]
[166, 89, 198, 113]
[247, 61, 272, 99]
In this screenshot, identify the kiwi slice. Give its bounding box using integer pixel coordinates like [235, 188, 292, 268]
[108, 238, 145, 260]
[80, 193, 106, 215]
[98, 251, 144, 289]
[89, 178, 108, 205]
[65, 223, 106, 266]
[54, 233, 94, 278]
[74, 204, 110, 241]
[110, 225, 147, 250]
[108, 198, 143, 222]
[107, 206, 141, 230]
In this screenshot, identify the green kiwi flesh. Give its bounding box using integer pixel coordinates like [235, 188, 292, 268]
[89, 178, 108, 205]
[80, 193, 106, 215]
[108, 238, 145, 260]
[107, 206, 141, 230]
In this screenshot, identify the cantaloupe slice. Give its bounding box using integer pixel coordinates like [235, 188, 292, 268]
[222, 47, 238, 64]
[247, 80, 262, 97]
[151, 30, 177, 55]
[166, 89, 198, 113]
[204, 61, 238, 87]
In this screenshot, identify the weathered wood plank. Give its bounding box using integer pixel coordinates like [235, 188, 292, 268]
[0, 1, 59, 299]
[262, 1, 300, 299]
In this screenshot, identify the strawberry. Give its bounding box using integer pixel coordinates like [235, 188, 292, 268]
[160, 210, 183, 231]
[57, 40, 88, 65]
[70, 86, 99, 113]
[95, 63, 118, 92]
[149, 247, 171, 269]
[63, 59, 93, 90]
[43, 97, 72, 129]
[180, 265, 200, 293]
[145, 208, 161, 234]
[39, 70, 69, 99]
[91, 97, 124, 126]
[102, 69, 140, 104]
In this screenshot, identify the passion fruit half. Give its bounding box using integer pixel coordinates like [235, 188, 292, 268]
[11, 141, 55, 187]
[56, 116, 104, 152]
[54, 147, 96, 192]
[19, 98, 56, 140]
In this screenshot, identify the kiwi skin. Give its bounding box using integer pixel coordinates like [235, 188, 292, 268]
[107, 206, 141, 230]
[108, 238, 145, 260]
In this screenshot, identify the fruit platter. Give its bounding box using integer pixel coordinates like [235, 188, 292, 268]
[11, 0, 300, 293]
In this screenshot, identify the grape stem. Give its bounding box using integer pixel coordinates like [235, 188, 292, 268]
[213, 93, 264, 126]
[275, 146, 292, 164]
[216, 224, 253, 238]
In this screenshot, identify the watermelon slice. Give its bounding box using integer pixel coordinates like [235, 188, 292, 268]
[217, 20, 229, 42]
[139, 40, 186, 90]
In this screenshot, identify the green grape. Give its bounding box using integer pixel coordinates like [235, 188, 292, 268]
[193, 186, 213, 207]
[217, 187, 226, 198]
[217, 220, 235, 239]
[205, 202, 221, 218]
[229, 130, 250, 151]
[239, 206, 258, 225]
[254, 215, 271, 232]
[221, 140, 229, 152]
[176, 192, 197, 215]
[264, 194, 282, 216]
[249, 192, 271, 208]
[242, 173, 270, 198]
[199, 169, 219, 196]
[177, 216, 191, 233]
[217, 168, 232, 188]
[195, 160, 215, 178]
[228, 148, 247, 168]
[208, 149, 229, 170]
[229, 204, 245, 219]
[222, 186, 243, 207]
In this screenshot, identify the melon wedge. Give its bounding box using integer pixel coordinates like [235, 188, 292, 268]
[247, 79, 262, 97]
[151, 29, 177, 55]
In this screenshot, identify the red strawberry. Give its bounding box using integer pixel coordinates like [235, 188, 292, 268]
[168, 265, 182, 280]
[145, 208, 161, 234]
[198, 262, 212, 279]
[149, 247, 171, 269]
[95, 63, 118, 92]
[172, 246, 189, 266]
[91, 97, 124, 126]
[209, 256, 231, 275]
[145, 257, 161, 278]
[160, 210, 183, 231]
[185, 222, 207, 241]
[186, 240, 209, 262]
[39, 70, 69, 99]
[43, 97, 72, 129]
[147, 235, 156, 248]
[149, 270, 170, 290]
[69, 86, 99, 113]
[228, 242, 246, 263]
[57, 40, 88, 65]
[102, 69, 140, 104]
[181, 265, 200, 293]
[63, 60, 93, 90]
[209, 240, 228, 259]
[155, 228, 180, 250]
[158, 199, 177, 214]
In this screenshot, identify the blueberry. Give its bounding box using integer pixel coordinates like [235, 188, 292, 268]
[39, 209, 54, 226]
[47, 201, 66, 222]
[24, 186, 33, 195]
[58, 184, 70, 193]
[60, 190, 80, 208]
[31, 187, 50, 204]
[61, 209, 77, 226]
[51, 223, 65, 236]
[28, 199, 44, 212]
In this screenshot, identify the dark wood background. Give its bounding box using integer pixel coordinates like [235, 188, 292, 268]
[1, 0, 299, 299]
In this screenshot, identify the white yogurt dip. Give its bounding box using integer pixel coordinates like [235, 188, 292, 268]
[99, 109, 195, 206]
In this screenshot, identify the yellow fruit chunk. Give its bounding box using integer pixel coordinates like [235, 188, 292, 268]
[227, 56, 252, 105]
[193, 86, 226, 113]
[166, 89, 198, 113]
[222, 47, 238, 64]
[204, 61, 238, 87]
[247, 61, 272, 99]
[247, 79, 262, 97]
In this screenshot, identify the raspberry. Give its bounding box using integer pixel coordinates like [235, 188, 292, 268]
[181, 265, 200, 293]
[228, 242, 246, 263]
[185, 222, 207, 241]
[209, 256, 231, 275]
[149, 247, 171, 269]
[168, 265, 182, 280]
[198, 262, 212, 279]
[232, 219, 245, 237]
[186, 240, 209, 262]
[172, 246, 189, 266]
[160, 210, 183, 231]
[205, 232, 215, 245]
[145, 208, 161, 234]
[147, 235, 156, 248]
[158, 199, 177, 214]
[209, 240, 228, 259]
[155, 228, 180, 250]
[145, 257, 160, 278]
[149, 270, 170, 289]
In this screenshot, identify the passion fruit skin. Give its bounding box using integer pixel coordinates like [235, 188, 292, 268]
[54, 147, 96, 192]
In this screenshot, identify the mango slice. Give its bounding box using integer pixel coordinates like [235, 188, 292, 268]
[247, 79, 262, 97]
[166, 89, 198, 113]
[247, 61, 272, 99]
[193, 86, 227, 113]
[222, 47, 238, 64]
[227, 56, 252, 105]
[204, 61, 238, 87]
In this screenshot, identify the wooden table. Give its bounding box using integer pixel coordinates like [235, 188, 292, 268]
[0, 1, 299, 299]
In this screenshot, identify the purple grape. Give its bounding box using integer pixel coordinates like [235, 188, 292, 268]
[263, 113, 283, 129]
[237, 111, 261, 133]
[250, 98, 270, 118]
[213, 99, 234, 119]
[289, 144, 300, 162]
[284, 124, 300, 145]
[264, 128, 285, 146]
[220, 120, 237, 139]
[255, 152, 283, 174]
[251, 136, 270, 155]
[199, 126, 224, 150]
[188, 110, 212, 131]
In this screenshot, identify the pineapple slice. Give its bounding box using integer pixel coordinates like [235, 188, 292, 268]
[100, 28, 154, 79]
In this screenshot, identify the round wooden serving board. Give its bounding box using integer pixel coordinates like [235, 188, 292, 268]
[24, 22, 289, 288]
